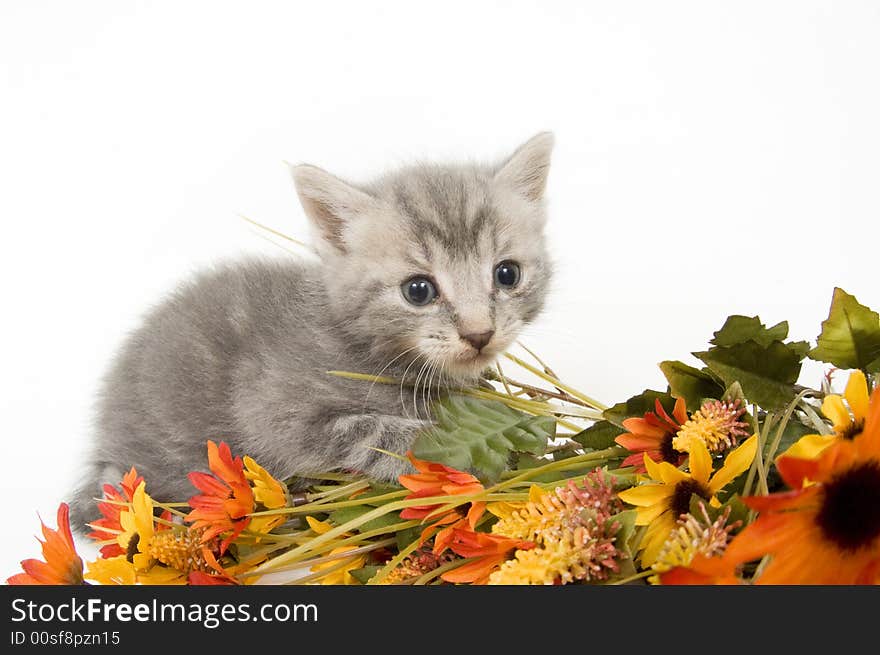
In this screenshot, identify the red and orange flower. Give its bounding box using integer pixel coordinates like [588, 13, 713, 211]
[399, 452, 486, 552]
[186, 440, 256, 553]
[8, 503, 84, 585]
[615, 397, 688, 471]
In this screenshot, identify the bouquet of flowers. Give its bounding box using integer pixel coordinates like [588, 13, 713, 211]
[9, 287, 880, 585]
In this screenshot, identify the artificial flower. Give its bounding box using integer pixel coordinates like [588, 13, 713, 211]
[115, 481, 156, 570]
[186, 440, 255, 552]
[8, 503, 84, 585]
[651, 503, 740, 584]
[441, 528, 534, 585]
[615, 397, 688, 471]
[398, 451, 486, 551]
[783, 370, 870, 460]
[672, 399, 749, 454]
[243, 455, 289, 535]
[724, 386, 880, 584]
[618, 434, 757, 566]
[489, 471, 624, 584]
[87, 466, 144, 558]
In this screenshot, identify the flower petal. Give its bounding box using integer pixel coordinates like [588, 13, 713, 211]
[781, 433, 837, 461]
[822, 394, 849, 430]
[618, 483, 673, 508]
[709, 434, 757, 494]
[643, 453, 688, 484]
[844, 370, 869, 422]
[688, 438, 712, 485]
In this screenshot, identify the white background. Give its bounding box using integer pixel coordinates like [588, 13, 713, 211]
[1, 1, 878, 578]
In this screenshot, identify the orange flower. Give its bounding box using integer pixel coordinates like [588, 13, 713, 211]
[87, 467, 144, 558]
[615, 398, 688, 472]
[659, 554, 742, 585]
[399, 452, 484, 519]
[399, 452, 486, 551]
[8, 503, 84, 585]
[441, 528, 533, 584]
[186, 440, 255, 553]
[725, 386, 880, 584]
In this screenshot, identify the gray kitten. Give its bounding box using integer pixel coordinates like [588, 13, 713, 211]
[70, 132, 555, 530]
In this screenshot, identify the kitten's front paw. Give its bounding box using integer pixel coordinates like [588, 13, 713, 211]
[347, 415, 429, 482]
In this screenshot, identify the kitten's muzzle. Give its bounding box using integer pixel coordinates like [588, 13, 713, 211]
[459, 330, 494, 353]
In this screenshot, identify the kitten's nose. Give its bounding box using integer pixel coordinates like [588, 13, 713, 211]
[460, 330, 495, 352]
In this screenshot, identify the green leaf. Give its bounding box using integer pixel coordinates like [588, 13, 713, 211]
[809, 287, 880, 372]
[572, 420, 625, 450]
[329, 506, 403, 533]
[711, 315, 790, 347]
[349, 566, 382, 585]
[659, 360, 724, 411]
[603, 390, 676, 428]
[695, 341, 803, 411]
[412, 395, 553, 482]
[395, 526, 423, 552]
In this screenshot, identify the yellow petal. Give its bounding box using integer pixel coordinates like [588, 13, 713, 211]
[131, 482, 154, 546]
[634, 500, 670, 525]
[644, 453, 688, 485]
[781, 433, 838, 460]
[243, 456, 288, 509]
[821, 394, 849, 430]
[619, 483, 674, 508]
[687, 439, 712, 485]
[306, 516, 333, 535]
[640, 516, 676, 566]
[85, 556, 137, 585]
[710, 434, 758, 494]
[845, 370, 869, 422]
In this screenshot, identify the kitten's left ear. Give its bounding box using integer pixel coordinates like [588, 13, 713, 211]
[494, 132, 555, 201]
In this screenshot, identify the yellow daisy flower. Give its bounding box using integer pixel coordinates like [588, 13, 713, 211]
[618, 434, 757, 566]
[783, 370, 870, 460]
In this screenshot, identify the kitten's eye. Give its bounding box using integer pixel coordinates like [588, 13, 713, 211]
[401, 277, 438, 306]
[494, 261, 521, 289]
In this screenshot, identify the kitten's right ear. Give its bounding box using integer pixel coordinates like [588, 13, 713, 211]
[289, 163, 375, 253]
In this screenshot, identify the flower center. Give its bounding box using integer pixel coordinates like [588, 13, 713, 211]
[839, 418, 865, 441]
[816, 462, 880, 551]
[670, 479, 711, 519]
[125, 533, 140, 563]
[660, 433, 680, 464]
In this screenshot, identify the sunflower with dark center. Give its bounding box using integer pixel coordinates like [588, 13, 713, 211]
[618, 434, 757, 566]
[727, 386, 880, 584]
[616, 397, 689, 472]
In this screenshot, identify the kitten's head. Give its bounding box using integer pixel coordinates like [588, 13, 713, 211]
[291, 133, 554, 384]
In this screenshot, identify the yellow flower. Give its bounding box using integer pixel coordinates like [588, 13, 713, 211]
[618, 434, 757, 566]
[114, 481, 155, 570]
[243, 456, 289, 535]
[243, 456, 288, 508]
[305, 517, 366, 585]
[783, 370, 870, 460]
